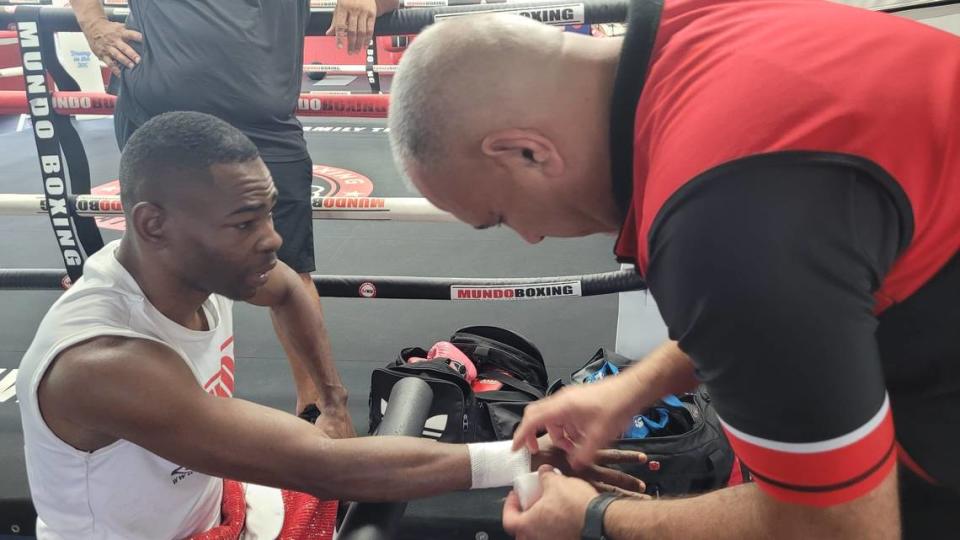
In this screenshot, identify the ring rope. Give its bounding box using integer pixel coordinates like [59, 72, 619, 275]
[0, 267, 647, 298]
[0, 90, 390, 117]
[0, 194, 457, 222]
[0, 0, 647, 299]
[0, 1, 630, 34]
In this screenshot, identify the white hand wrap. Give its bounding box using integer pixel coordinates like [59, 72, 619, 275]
[466, 440, 532, 489]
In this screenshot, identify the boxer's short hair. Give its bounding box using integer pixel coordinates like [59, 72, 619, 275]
[119, 111, 259, 214]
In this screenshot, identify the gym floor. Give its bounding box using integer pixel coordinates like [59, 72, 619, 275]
[0, 111, 666, 539]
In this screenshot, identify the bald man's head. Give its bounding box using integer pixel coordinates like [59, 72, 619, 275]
[389, 14, 625, 243]
[388, 14, 565, 176]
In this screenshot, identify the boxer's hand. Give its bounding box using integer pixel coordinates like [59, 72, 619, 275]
[81, 18, 142, 76]
[514, 378, 638, 470]
[532, 435, 647, 496]
[313, 401, 357, 439]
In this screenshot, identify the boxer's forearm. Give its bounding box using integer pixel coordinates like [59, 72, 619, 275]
[268, 270, 347, 409]
[309, 436, 473, 500]
[180, 398, 471, 501]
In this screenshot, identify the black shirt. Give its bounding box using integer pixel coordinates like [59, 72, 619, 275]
[116, 0, 310, 161]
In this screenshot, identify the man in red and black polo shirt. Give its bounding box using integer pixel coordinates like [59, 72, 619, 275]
[388, 0, 960, 537]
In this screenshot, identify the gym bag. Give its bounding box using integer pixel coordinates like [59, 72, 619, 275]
[551, 348, 751, 497]
[368, 326, 548, 443]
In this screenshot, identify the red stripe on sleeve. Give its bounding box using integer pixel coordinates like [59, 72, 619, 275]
[753, 450, 896, 507]
[724, 406, 895, 506]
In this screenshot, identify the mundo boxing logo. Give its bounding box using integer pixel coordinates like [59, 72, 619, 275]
[451, 282, 582, 301]
[435, 3, 585, 26]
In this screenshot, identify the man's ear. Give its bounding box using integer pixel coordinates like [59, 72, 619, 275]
[129, 202, 168, 247]
[480, 128, 565, 177]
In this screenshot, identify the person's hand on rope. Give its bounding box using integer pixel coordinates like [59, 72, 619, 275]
[326, 0, 400, 55]
[81, 18, 142, 76]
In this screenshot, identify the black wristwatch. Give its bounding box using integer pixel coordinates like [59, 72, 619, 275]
[581, 493, 620, 540]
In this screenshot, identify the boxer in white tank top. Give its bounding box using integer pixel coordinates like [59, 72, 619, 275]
[17, 111, 641, 539]
[18, 240, 231, 538]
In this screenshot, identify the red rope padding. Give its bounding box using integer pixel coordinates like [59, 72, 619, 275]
[191, 480, 337, 540]
[191, 480, 247, 540]
[279, 490, 339, 540]
[0, 89, 24, 115]
[0, 90, 389, 118]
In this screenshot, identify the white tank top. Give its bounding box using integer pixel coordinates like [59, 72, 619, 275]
[17, 240, 235, 539]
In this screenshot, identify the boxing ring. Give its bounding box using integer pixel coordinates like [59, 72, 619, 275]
[0, 2, 644, 539]
[1, 0, 950, 537]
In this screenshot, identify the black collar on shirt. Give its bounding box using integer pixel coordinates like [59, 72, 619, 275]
[609, 0, 664, 219]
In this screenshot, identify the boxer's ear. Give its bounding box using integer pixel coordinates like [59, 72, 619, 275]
[129, 202, 167, 246]
[481, 128, 565, 178]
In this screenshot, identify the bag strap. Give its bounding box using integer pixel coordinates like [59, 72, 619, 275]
[453, 332, 545, 370]
[477, 371, 544, 399]
[456, 340, 548, 391]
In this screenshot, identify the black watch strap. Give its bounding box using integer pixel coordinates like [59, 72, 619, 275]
[581, 493, 620, 540]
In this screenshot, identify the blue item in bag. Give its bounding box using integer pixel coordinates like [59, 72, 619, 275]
[583, 360, 620, 382]
[581, 360, 683, 439]
[624, 408, 671, 439]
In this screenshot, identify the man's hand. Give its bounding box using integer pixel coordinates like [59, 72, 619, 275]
[532, 435, 646, 495]
[326, 0, 376, 55]
[502, 465, 604, 540]
[326, 0, 401, 54]
[81, 18, 142, 76]
[312, 400, 357, 439]
[514, 341, 698, 469]
[514, 378, 638, 469]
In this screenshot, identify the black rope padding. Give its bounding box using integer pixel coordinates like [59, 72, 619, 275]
[0, 268, 647, 298]
[1, 2, 629, 35]
[0, 269, 73, 290]
[310, 1, 629, 35]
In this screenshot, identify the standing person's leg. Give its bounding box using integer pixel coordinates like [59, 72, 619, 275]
[266, 157, 316, 276]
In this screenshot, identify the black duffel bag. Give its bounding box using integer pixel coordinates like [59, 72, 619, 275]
[369, 326, 548, 443]
[550, 348, 751, 497]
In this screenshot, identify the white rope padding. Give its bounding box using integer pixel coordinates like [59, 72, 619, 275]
[0, 64, 398, 79]
[0, 194, 457, 222]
